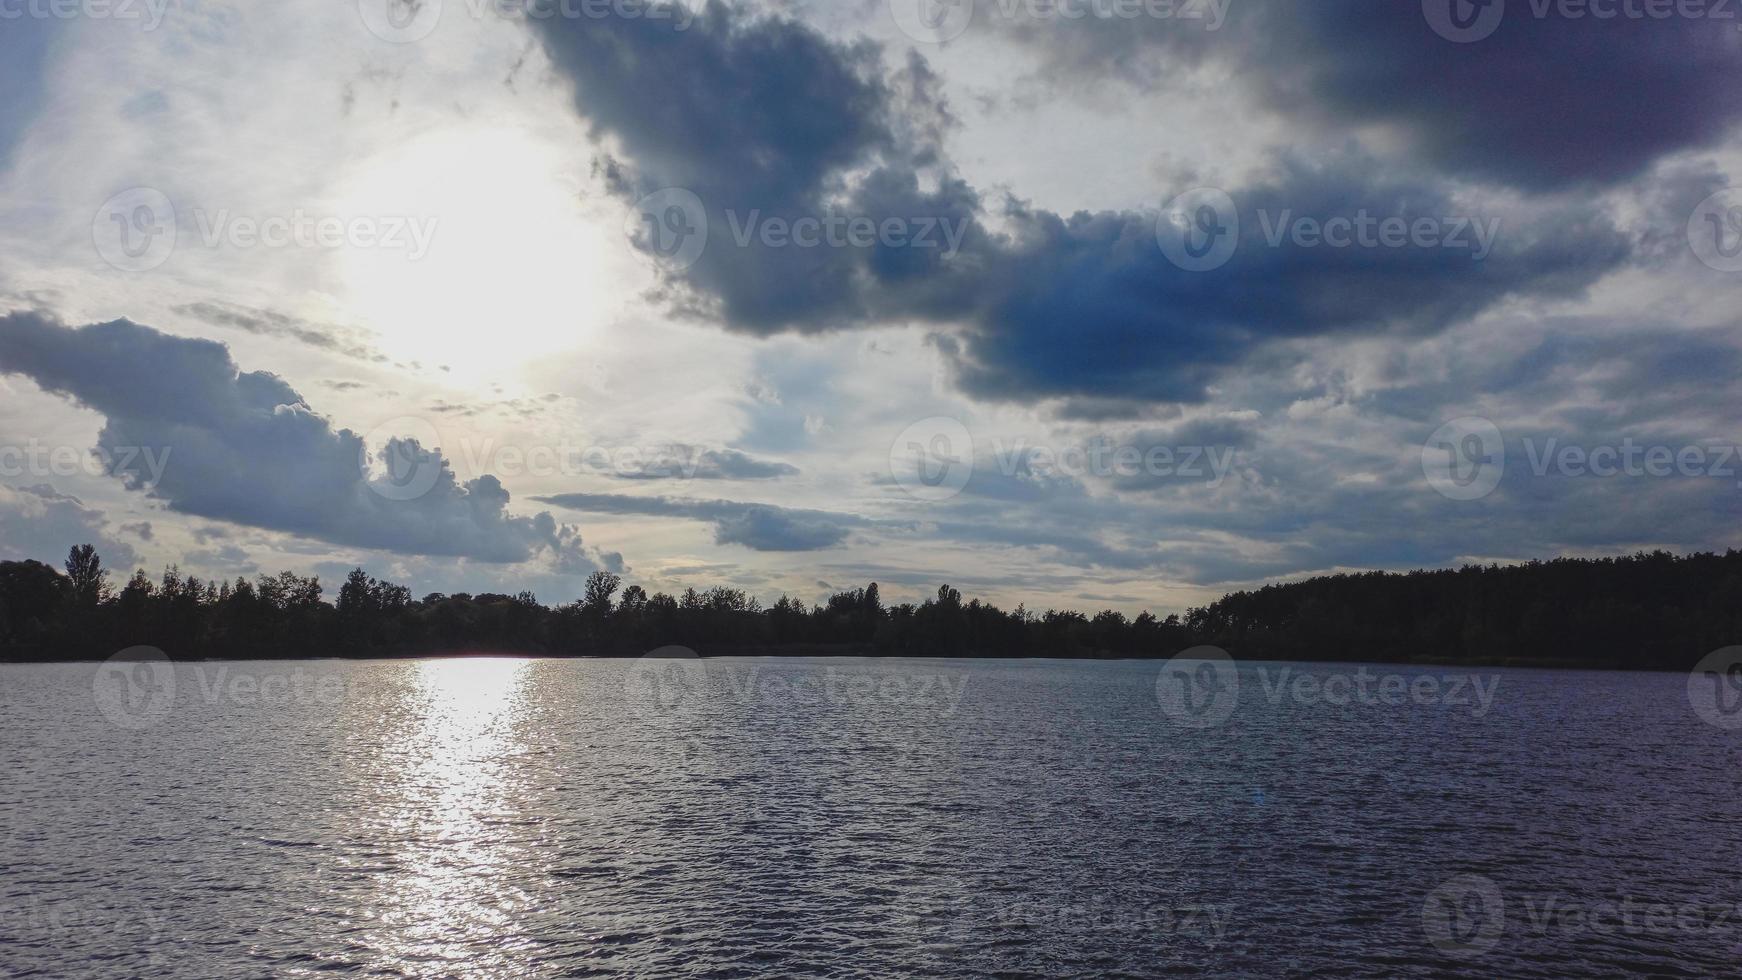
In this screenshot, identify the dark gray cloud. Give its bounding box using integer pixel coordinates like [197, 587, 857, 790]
[538, 492, 859, 551]
[998, 0, 1742, 190]
[0, 312, 602, 569]
[531, 5, 1009, 332]
[943, 160, 1626, 405]
[534, 4, 1631, 411]
[541, 2, 894, 205]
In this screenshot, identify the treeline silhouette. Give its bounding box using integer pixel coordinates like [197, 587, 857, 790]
[2, 545, 1738, 668]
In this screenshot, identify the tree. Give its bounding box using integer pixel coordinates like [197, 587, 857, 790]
[338, 568, 374, 618]
[0, 560, 69, 644]
[375, 580, 413, 612]
[582, 571, 622, 618]
[257, 571, 322, 612]
[64, 544, 109, 608]
[10, 546, 1742, 667]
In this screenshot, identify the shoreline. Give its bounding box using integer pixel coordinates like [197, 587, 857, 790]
[2, 644, 1703, 673]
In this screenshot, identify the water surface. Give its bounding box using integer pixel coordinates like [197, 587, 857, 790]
[2, 657, 1737, 977]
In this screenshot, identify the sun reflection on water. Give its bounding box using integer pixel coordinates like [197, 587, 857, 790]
[418, 658, 529, 735]
[372, 658, 539, 978]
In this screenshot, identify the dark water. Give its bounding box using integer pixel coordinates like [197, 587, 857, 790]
[2, 656, 1738, 978]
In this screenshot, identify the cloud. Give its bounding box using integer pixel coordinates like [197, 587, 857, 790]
[172, 301, 388, 362]
[537, 3, 893, 200]
[1100, 416, 1259, 493]
[0, 483, 139, 571]
[0, 17, 56, 169]
[995, 0, 1742, 190]
[608, 446, 800, 481]
[533, 4, 1629, 410]
[4, 1, 1733, 610]
[0, 311, 602, 569]
[184, 544, 259, 576]
[542, 486, 1169, 570]
[1360, 318, 1742, 426]
[529, 5, 991, 328]
[538, 492, 858, 551]
[942, 159, 1626, 405]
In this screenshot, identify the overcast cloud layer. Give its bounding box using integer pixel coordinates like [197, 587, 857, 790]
[0, 0, 1738, 614]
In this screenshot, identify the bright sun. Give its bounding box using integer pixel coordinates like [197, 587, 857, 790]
[333, 127, 629, 381]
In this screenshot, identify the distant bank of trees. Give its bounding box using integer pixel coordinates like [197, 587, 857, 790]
[1192, 550, 1742, 670]
[2, 546, 1738, 668]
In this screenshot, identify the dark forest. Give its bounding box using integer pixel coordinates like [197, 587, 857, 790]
[3, 546, 1739, 669]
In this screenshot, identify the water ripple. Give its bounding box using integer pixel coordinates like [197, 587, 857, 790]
[2, 657, 1737, 977]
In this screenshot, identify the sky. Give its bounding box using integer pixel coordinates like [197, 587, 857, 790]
[0, 0, 1740, 615]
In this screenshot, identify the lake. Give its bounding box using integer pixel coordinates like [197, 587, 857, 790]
[2, 656, 1738, 977]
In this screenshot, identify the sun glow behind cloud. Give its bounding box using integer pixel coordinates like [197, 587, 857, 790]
[334, 127, 631, 380]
